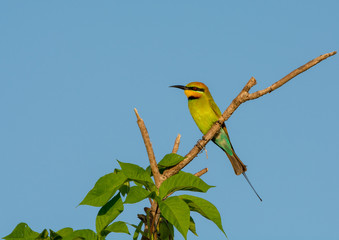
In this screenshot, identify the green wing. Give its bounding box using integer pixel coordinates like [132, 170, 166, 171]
[208, 97, 222, 117]
[208, 97, 234, 152]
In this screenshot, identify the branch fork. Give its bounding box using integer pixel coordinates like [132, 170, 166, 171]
[133, 51, 336, 239]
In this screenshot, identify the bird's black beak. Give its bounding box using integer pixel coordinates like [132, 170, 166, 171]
[169, 85, 187, 90]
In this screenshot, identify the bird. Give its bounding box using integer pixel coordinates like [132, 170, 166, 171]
[170, 82, 262, 201]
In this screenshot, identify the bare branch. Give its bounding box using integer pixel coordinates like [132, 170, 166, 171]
[194, 168, 208, 177]
[163, 51, 336, 178]
[172, 134, 181, 153]
[134, 108, 162, 188]
[248, 51, 337, 100]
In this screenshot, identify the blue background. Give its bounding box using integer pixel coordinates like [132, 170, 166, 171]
[1, 1, 338, 239]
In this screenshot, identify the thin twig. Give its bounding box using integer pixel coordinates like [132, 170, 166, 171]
[172, 134, 181, 153]
[194, 168, 208, 177]
[248, 51, 337, 100]
[134, 108, 162, 188]
[204, 147, 208, 159]
[163, 51, 337, 178]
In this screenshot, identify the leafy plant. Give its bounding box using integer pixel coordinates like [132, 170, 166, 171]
[4, 155, 224, 240]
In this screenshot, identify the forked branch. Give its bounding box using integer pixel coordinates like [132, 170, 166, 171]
[133, 51, 336, 240]
[163, 51, 337, 178]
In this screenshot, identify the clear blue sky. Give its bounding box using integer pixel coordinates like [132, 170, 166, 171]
[1, 1, 338, 239]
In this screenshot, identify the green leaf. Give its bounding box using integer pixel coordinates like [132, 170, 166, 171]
[159, 172, 213, 199]
[62, 229, 97, 240]
[49, 230, 61, 240]
[124, 186, 151, 204]
[145, 165, 152, 176]
[36, 229, 48, 240]
[133, 181, 144, 187]
[3, 223, 39, 240]
[105, 221, 130, 235]
[118, 161, 155, 190]
[50, 227, 73, 240]
[179, 195, 227, 237]
[56, 227, 73, 236]
[158, 196, 190, 240]
[145, 152, 184, 176]
[96, 193, 124, 237]
[189, 216, 198, 236]
[158, 218, 174, 240]
[158, 153, 184, 171]
[79, 171, 127, 207]
[119, 182, 130, 197]
[131, 221, 144, 240]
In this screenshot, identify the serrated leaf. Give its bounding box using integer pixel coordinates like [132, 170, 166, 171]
[159, 172, 213, 199]
[179, 195, 226, 237]
[158, 196, 190, 240]
[189, 216, 198, 236]
[124, 186, 151, 204]
[106, 221, 130, 235]
[3, 223, 39, 240]
[62, 229, 96, 240]
[118, 161, 155, 190]
[79, 171, 127, 207]
[158, 153, 184, 171]
[96, 193, 124, 236]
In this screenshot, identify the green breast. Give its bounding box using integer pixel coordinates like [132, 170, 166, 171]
[188, 98, 219, 134]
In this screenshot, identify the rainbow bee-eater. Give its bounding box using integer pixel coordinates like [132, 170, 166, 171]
[171, 82, 262, 201]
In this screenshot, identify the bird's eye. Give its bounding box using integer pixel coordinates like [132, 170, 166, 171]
[192, 87, 197, 91]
